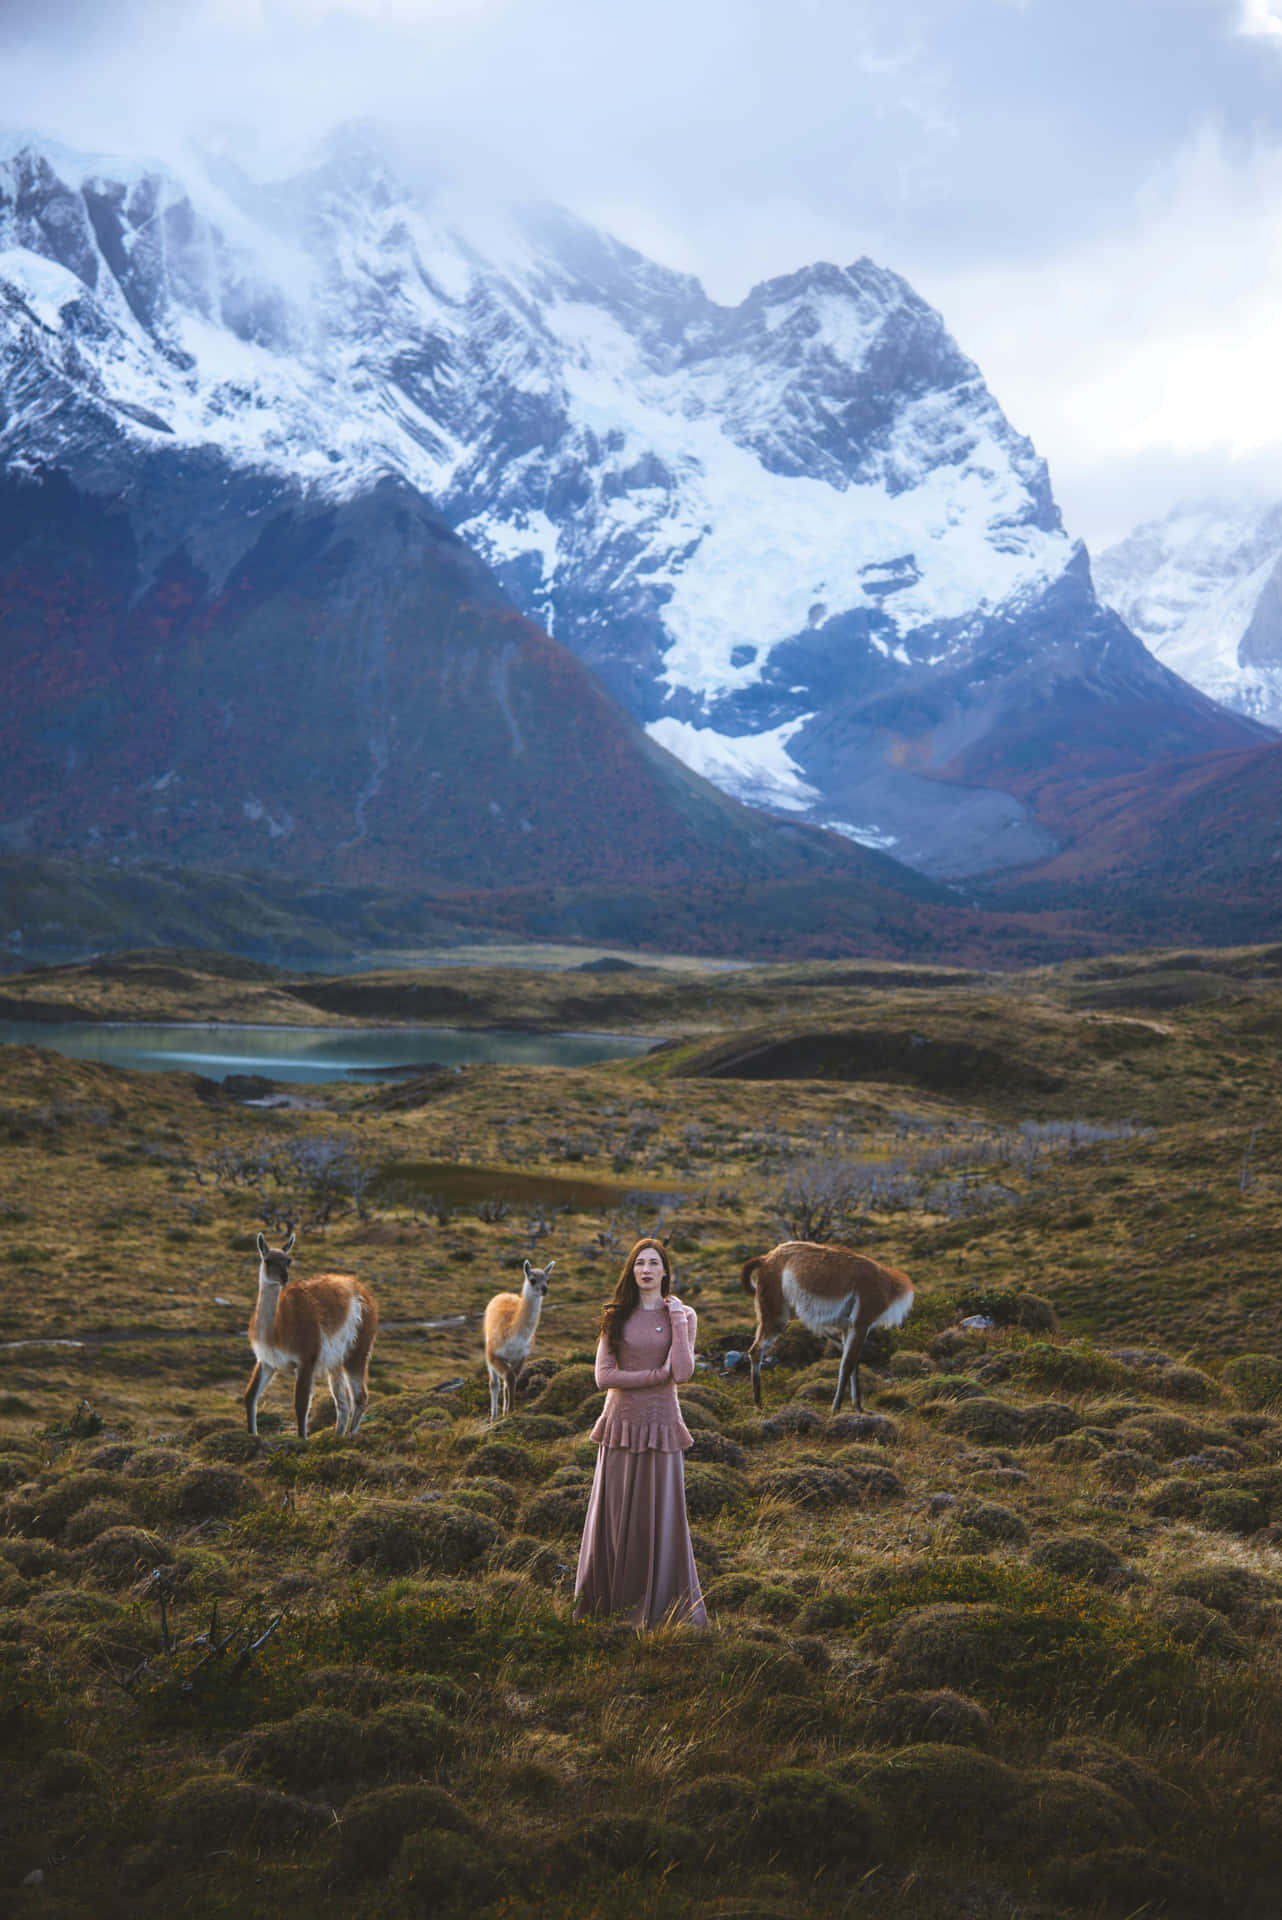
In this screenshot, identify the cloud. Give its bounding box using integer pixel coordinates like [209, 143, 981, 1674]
[924, 123, 1282, 548]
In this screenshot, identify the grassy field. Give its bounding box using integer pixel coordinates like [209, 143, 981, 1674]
[2, 944, 1282, 1917]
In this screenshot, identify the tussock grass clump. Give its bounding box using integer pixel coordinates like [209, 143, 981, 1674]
[82, 1524, 175, 1585]
[1224, 1354, 1282, 1411]
[524, 1364, 598, 1417]
[952, 1501, 1028, 1547]
[704, 1572, 763, 1613]
[686, 1429, 748, 1467]
[942, 1397, 1027, 1445]
[1017, 1766, 1134, 1850]
[229, 1698, 459, 1795]
[1049, 1845, 1232, 1920]
[759, 1404, 824, 1438]
[153, 1773, 330, 1851]
[34, 1748, 108, 1798]
[857, 1743, 1021, 1845]
[451, 1473, 521, 1522]
[827, 1412, 899, 1444]
[519, 1483, 591, 1538]
[1014, 1341, 1121, 1393]
[166, 1465, 261, 1522]
[681, 1463, 742, 1518]
[337, 1499, 500, 1574]
[463, 1439, 549, 1483]
[61, 1498, 139, 1546]
[1043, 1736, 1179, 1830]
[1030, 1535, 1123, 1583]
[486, 1534, 566, 1585]
[335, 1781, 481, 1880]
[548, 1811, 698, 1883]
[862, 1689, 992, 1749]
[4, 1469, 131, 1540]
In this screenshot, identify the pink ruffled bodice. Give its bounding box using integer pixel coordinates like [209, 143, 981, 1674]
[589, 1301, 697, 1452]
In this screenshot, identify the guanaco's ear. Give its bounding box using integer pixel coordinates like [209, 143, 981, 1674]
[282, 1232, 296, 1256]
[256, 1233, 268, 1258]
[523, 1259, 532, 1279]
[544, 1260, 555, 1276]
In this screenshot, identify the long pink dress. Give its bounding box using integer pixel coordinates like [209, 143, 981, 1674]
[573, 1299, 707, 1629]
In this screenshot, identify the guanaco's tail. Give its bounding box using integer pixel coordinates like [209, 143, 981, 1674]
[740, 1255, 764, 1295]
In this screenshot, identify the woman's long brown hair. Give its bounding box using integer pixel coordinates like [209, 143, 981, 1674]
[599, 1237, 672, 1359]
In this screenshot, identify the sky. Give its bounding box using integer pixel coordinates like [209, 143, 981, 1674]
[4, 0, 1282, 550]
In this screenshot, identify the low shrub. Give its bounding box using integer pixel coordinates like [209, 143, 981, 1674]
[550, 1811, 699, 1882]
[486, 1535, 567, 1587]
[1018, 1766, 1134, 1850]
[1199, 1488, 1267, 1535]
[392, 1826, 508, 1907]
[1043, 1737, 1179, 1830]
[1048, 1846, 1231, 1919]
[62, 1498, 139, 1546]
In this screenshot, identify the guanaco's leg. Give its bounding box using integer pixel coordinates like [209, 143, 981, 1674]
[833, 1317, 870, 1413]
[294, 1364, 316, 1440]
[244, 1360, 276, 1436]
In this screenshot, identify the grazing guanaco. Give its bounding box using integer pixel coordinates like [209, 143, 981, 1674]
[740, 1240, 914, 1413]
[244, 1232, 378, 1440]
[483, 1259, 554, 1421]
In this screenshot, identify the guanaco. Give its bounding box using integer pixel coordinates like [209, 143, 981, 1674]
[740, 1240, 914, 1413]
[244, 1232, 378, 1440]
[483, 1259, 554, 1421]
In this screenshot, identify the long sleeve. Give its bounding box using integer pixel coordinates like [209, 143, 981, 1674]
[594, 1335, 669, 1392]
[668, 1304, 697, 1384]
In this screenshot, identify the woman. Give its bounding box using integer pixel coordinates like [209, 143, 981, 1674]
[573, 1237, 707, 1629]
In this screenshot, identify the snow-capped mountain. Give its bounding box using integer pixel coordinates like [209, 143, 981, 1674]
[1, 128, 1263, 883]
[1094, 501, 1282, 729]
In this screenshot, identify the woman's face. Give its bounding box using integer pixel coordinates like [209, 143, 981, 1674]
[632, 1245, 666, 1295]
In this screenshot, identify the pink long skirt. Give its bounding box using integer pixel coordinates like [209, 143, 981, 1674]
[573, 1445, 708, 1630]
